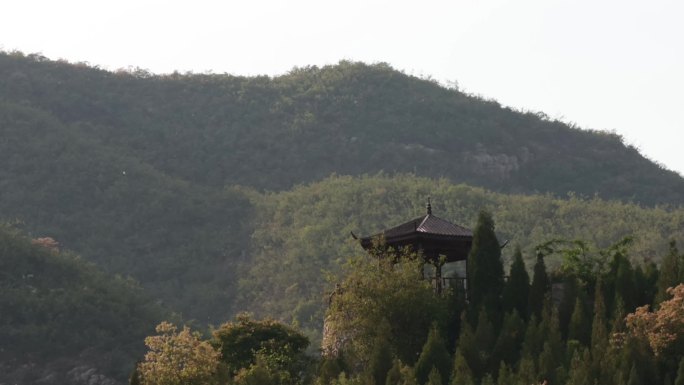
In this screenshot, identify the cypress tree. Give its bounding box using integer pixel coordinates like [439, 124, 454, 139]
[455, 314, 477, 380]
[656, 241, 683, 304]
[537, 303, 563, 384]
[451, 349, 475, 385]
[414, 326, 451, 385]
[527, 252, 550, 319]
[590, 281, 608, 352]
[466, 210, 504, 319]
[491, 310, 524, 366]
[674, 357, 684, 385]
[385, 359, 402, 385]
[567, 297, 590, 346]
[565, 349, 591, 385]
[495, 362, 512, 385]
[366, 322, 394, 385]
[627, 364, 642, 385]
[426, 367, 442, 385]
[444, 284, 465, 354]
[472, 309, 495, 376]
[479, 374, 494, 385]
[319, 358, 343, 385]
[502, 246, 529, 318]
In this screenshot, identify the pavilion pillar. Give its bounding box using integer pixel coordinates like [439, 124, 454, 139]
[435, 262, 442, 295]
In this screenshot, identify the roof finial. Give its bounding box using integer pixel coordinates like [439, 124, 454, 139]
[427, 197, 432, 215]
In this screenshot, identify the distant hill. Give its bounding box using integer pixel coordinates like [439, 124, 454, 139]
[238, 174, 684, 335]
[1, 51, 682, 205]
[0, 224, 165, 384]
[1, 51, 683, 382]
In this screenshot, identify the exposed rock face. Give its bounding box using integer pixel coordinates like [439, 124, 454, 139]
[462, 147, 529, 180]
[0, 363, 122, 385]
[67, 366, 119, 385]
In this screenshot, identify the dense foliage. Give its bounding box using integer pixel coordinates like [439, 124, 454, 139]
[0, 224, 166, 384]
[2, 51, 684, 383]
[1, 51, 682, 205]
[240, 174, 684, 334]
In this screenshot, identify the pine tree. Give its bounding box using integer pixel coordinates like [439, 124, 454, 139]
[527, 252, 550, 319]
[414, 326, 451, 385]
[502, 246, 530, 319]
[466, 210, 504, 319]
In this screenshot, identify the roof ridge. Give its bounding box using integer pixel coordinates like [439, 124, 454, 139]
[416, 214, 430, 231]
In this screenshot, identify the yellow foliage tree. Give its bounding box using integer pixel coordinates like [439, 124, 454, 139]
[139, 321, 221, 385]
[624, 284, 684, 357]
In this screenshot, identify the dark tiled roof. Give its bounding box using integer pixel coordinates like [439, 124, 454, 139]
[373, 214, 473, 239]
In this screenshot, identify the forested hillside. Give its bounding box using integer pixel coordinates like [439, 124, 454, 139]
[1, 51, 684, 383]
[0, 224, 166, 384]
[239, 174, 684, 335]
[1, 51, 682, 204]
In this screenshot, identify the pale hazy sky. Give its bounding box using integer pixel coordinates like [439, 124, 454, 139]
[3, 0, 683, 175]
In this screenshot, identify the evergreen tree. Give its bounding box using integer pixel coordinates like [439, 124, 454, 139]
[565, 349, 591, 385]
[674, 357, 684, 385]
[495, 362, 512, 385]
[444, 284, 465, 354]
[613, 255, 636, 313]
[455, 314, 477, 381]
[516, 357, 537, 385]
[627, 364, 642, 385]
[558, 275, 579, 339]
[491, 310, 524, 366]
[656, 241, 684, 305]
[450, 350, 475, 385]
[385, 360, 402, 385]
[426, 367, 442, 385]
[319, 358, 343, 385]
[590, 281, 608, 381]
[466, 211, 504, 319]
[527, 252, 550, 319]
[502, 246, 529, 319]
[521, 316, 542, 360]
[536, 303, 564, 384]
[590, 281, 608, 352]
[472, 309, 496, 376]
[567, 297, 590, 346]
[366, 321, 394, 385]
[479, 374, 494, 385]
[414, 326, 451, 385]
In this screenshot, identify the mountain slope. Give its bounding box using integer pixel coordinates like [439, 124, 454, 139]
[1, 51, 682, 205]
[0, 224, 165, 384]
[239, 174, 684, 334]
[0, 101, 252, 324]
